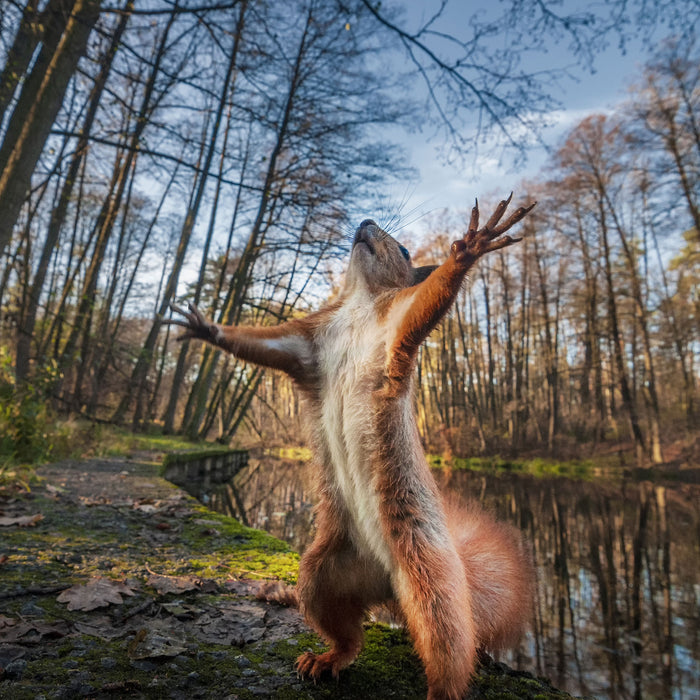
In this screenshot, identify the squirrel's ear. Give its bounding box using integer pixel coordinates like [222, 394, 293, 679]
[412, 265, 438, 285]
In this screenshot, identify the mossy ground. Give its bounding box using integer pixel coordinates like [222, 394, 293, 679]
[0, 456, 582, 699]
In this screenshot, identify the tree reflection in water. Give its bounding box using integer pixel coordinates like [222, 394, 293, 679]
[206, 454, 700, 700]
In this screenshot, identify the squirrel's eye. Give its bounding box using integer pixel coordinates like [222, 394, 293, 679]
[399, 245, 410, 261]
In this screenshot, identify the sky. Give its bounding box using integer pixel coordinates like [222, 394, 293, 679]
[376, 1, 661, 232]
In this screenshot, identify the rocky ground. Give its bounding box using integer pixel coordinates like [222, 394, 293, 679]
[0, 456, 583, 699]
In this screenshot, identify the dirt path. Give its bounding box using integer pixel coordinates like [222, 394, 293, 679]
[0, 457, 581, 699]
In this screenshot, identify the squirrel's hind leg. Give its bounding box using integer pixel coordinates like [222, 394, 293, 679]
[393, 542, 477, 700]
[296, 501, 391, 680]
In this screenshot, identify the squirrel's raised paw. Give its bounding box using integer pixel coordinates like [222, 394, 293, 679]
[452, 193, 536, 264]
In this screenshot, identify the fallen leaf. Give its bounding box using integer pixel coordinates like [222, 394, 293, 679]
[74, 616, 129, 641]
[133, 503, 157, 514]
[224, 579, 265, 596]
[147, 573, 199, 595]
[161, 601, 203, 619]
[0, 620, 70, 644]
[198, 579, 218, 594]
[79, 496, 111, 506]
[193, 601, 266, 646]
[0, 513, 43, 527]
[56, 577, 136, 611]
[128, 619, 188, 659]
[0, 615, 17, 629]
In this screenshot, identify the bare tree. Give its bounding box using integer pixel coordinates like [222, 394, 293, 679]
[14, 1, 133, 383]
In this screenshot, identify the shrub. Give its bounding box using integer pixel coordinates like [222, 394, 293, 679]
[0, 346, 62, 463]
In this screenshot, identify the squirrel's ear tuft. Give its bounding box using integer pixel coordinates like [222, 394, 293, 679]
[412, 265, 438, 285]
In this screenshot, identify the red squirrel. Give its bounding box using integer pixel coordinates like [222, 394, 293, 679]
[168, 194, 536, 700]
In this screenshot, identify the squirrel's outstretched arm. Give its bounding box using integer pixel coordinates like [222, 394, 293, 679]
[165, 303, 313, 380]
[386, 194, 535, 385]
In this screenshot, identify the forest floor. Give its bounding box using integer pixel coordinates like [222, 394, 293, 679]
[0, 455, 584, 699]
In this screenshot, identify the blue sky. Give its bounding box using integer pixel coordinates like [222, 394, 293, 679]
[375, 1, 662, 230]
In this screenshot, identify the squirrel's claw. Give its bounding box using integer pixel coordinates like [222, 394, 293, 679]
[163, 301, 213, 342]
[455, 194, 535, 263]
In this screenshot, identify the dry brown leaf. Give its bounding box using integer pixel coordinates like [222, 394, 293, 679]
[0, 615, 17, 629]
[0, 620, 70, 644]
[0, 513, 43, 527]
[146, 573, 199, 595]
[56, 577, 136, 611]
[74, 616, 129, 641]
[133, 503, 157, 514]
[128, 620, 188, 659]
[193, 601, 266, 646]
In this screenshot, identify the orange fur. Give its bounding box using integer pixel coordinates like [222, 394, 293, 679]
[169, 196, 535, 699]
[444, 497, 534, 652]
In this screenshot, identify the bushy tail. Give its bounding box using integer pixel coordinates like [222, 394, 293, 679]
[444, 497, 534, 652]
[256, 581, 299, 607]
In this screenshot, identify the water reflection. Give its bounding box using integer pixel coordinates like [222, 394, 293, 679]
[206, 454, 700, 700]
[208, 452, 316, 552]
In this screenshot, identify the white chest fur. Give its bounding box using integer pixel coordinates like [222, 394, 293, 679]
[316, 291, 393, 568]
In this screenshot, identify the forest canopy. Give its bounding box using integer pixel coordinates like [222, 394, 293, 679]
[0, 0, 698, 465]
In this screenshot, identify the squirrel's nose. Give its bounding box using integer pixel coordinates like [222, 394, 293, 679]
[353, 219, 377, 251]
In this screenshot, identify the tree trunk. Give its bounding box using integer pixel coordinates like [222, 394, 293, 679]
[58, 7, 177, 414]
[598, 197, 646, 461]
[172, 6, 313, 439]
[479, 266, 498, 430]
[161, 2, 247, 432]
[0, 0, 42, 125]
[601, 183, 663, 462]
[0, 0, 101, 257]
[573, 203, 606, 441]
[532, 234, 560, 453]
[86, 150, 181, 417]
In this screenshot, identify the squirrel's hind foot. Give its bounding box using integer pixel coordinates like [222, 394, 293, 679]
[296, 649, 357, 681]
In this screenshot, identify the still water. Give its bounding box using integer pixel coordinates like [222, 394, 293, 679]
[202, 452, 700, 700]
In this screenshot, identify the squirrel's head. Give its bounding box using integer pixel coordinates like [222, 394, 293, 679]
[345, 219, 437, 294]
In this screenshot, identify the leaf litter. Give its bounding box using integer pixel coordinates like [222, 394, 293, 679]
[0, 457, 310, 694]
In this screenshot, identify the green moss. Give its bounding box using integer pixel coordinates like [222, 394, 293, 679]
[93, 424, 206, 457]
[175, 503, 300, 582]
[265, 446, 313, 462]
[264, 626, 426, 699]
[429, 454, 597, 480]
[1, 422, 217, 493]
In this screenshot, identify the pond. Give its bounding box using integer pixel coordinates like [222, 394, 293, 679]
[199, 451, 700, 700]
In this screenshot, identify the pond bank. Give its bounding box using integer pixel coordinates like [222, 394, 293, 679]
[0, 456, 582, 699]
